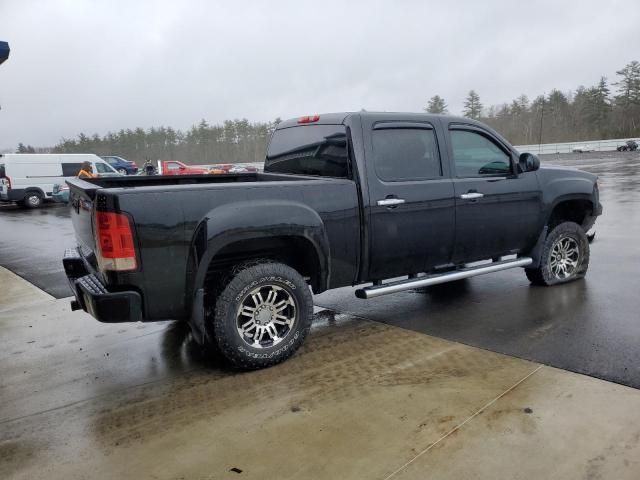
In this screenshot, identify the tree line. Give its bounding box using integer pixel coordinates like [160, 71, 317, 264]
[16, 60, 640, 162]
[425, 60, 640, 145]
[41, 118, 282, 165]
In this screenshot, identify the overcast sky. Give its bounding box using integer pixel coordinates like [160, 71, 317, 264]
[1, 0, 639, 150]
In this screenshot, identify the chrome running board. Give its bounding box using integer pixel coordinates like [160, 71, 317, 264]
[355, 257, 533, 299]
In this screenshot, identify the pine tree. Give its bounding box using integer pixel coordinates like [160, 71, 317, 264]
[425, 95, 447, 114]
[613, 61, 640, 134]
[614, 61, 640, 108]
[463, 90, 483, 119]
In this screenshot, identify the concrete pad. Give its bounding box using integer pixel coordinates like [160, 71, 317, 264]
[390, 366, 640, 480]
[2, 275, 640, 480]
[0, 266, 53, 313]
[1, 305, 538, 479]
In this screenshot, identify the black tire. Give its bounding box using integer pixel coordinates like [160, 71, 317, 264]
[24, 192, 43, 209]
[210, 260, 313, 370]
[525, 221, 590, 286]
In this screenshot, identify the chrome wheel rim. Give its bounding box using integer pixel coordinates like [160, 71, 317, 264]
[550, 236, 580, 279]
[236, 284, 296, 349]
[27, 195, 39, 206]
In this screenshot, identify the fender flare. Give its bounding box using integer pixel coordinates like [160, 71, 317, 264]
[190, 200, 331, 296]
[545, 192, 595, 225]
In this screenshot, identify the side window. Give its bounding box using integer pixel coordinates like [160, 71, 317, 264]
[450, 130, 511, 177]
[95, 163, 110, 173]
[61, 163, 83, 176]
[166, 162, 180, 171]
[372, 128, 442, 182]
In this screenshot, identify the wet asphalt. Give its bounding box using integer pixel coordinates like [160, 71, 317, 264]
[1, 151, 639, 388]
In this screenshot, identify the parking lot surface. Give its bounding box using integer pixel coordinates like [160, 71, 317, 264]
[1, 152, 639, 389]
[1, 267, 639, 479]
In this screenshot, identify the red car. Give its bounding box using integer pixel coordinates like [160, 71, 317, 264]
[161, 160, 209, 175]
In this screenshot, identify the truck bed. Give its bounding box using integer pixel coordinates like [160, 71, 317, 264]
[66, 171, 361, 321]
[68, 172, 316, 199]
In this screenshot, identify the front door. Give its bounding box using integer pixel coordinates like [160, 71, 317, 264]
[364, 120, 456, 280]
[448, 126, 542, 263]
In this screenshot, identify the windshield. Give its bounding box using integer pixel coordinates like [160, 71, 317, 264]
[265, 125, 349, 178]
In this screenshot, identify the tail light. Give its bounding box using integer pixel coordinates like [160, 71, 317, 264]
[5, 176, 11, 189]
[95, 211, 137, 271]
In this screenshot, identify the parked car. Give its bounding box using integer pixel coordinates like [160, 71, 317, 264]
[0, 153, 119, 208]
[52, 183, 70, 203]
[63, 112, 602, 370]
[572, 145, 595, 153]
[616, 140, 638, 152]
[161, 160, 209, 175]
[101, 156, 138, 175]
[209, 164, 259, 174]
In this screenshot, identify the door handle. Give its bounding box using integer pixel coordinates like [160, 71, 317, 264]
[377, 198, 405, 207]
[460, 192, 484, 200]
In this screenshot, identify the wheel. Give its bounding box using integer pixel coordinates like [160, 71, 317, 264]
[209, 260, 313, 369]
[117, 168, 128, 175]
[24, 192, 42, 208]
[525, 221, 590, 286]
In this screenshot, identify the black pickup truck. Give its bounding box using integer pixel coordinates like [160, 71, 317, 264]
[64, 112, 602, 369]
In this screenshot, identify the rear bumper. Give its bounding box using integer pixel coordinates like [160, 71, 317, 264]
[0, 188, 26, 202]
[63, 248, 142, 323]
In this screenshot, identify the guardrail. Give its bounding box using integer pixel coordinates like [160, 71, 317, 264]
[515, 137, 640, 155]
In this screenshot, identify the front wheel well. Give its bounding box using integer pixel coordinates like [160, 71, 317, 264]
[204, 236, 324, 294]
[548, 199, 593, 229]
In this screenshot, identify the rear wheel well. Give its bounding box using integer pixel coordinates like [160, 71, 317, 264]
[24, 187, 44, 198]
[204, 236, 323, 294]
[548, 199, 593, 229]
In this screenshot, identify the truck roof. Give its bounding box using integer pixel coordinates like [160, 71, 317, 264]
[275, 112, 484, 129]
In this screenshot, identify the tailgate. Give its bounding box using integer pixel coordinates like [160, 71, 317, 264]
[67, 178, 100, 262]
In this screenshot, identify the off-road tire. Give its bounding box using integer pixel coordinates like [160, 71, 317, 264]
[210, 260, 313, 370]
[525, 221, 590, 286]
[24, 192, 43, 209]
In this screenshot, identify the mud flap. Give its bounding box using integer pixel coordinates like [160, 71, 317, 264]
[189, 288, 206, 345]
[526, 226, 548, 269]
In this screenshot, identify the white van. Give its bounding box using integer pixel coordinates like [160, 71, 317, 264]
[0, 154, 119, 208]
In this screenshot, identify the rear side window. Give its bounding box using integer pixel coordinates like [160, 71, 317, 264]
[0, 164, 5, 178]
[372, 128, 442, 181]
[450, 130, 511, 177]
[62, 163, 83, 176]
[265, 125, 349, 178]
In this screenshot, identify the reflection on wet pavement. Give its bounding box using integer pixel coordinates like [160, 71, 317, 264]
[0, 289, 540, 479]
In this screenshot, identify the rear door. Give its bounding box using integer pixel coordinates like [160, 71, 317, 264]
[446, 124, 542, 263]
[363, 118, 455, 280]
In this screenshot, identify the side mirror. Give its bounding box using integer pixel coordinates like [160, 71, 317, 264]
[179, 165, 186, 170]
[518, 152, 540, 173]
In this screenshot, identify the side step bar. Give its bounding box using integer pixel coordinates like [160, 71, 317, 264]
[355, 257, 533, 299]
